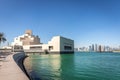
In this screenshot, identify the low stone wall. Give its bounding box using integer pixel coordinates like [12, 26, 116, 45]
[0, 49, 12, 52]
[13, 52, 31, 80]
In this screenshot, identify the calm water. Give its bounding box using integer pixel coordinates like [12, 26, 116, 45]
[24, 52, 120, 80]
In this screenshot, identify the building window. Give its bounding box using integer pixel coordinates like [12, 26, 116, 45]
[49, 46, 53, 50]
[64, 46, 72, 50]
[30, 46, 42, 50]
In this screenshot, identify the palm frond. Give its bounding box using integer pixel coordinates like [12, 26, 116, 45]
[0, 32, 7, 44]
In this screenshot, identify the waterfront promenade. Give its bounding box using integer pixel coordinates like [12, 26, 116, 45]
[0, 53, 29, 80]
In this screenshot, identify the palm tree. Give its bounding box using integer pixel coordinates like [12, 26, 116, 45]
[0, 32, 6, 44]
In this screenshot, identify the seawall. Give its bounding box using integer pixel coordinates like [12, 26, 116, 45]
[0, 52, 29, 80]
[13, 52, 31, 80]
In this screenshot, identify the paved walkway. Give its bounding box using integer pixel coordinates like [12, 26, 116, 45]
[0, 53, 29, 80]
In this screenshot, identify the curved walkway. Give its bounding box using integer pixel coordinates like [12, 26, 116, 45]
[0, 53, 29, 80]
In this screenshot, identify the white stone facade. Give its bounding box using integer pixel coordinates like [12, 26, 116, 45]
[23, 36, 74, 53]
[11, 30, 74, 53]
[11, 30, 40, 46]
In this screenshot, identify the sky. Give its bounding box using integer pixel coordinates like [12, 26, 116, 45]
[0, 0, 120, 48]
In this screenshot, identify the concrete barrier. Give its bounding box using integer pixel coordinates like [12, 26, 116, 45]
[13, 52, 31, 80]
[0, 53, 29, 80]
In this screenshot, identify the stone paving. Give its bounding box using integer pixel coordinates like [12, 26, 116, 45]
[0, 53, 29, 80]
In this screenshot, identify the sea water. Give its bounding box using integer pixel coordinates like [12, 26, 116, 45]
[24, 52, 120, 80]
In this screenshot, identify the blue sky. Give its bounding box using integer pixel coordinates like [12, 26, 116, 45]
[0, 0, 120, 47]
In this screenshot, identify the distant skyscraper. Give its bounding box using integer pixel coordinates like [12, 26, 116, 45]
[95, 44, 97, 52]
[102, 46, 105, 52]
[89, 46, 92, 52]
[99, 45, 102, 52]
[92, 44, 94, 52]
[101, 46, 105, 52]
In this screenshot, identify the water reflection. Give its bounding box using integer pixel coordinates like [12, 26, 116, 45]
[24, 53, 75, 80]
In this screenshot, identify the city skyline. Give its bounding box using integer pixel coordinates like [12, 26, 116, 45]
[1, 0, 120, 47]
[75, 43, 120, 52]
